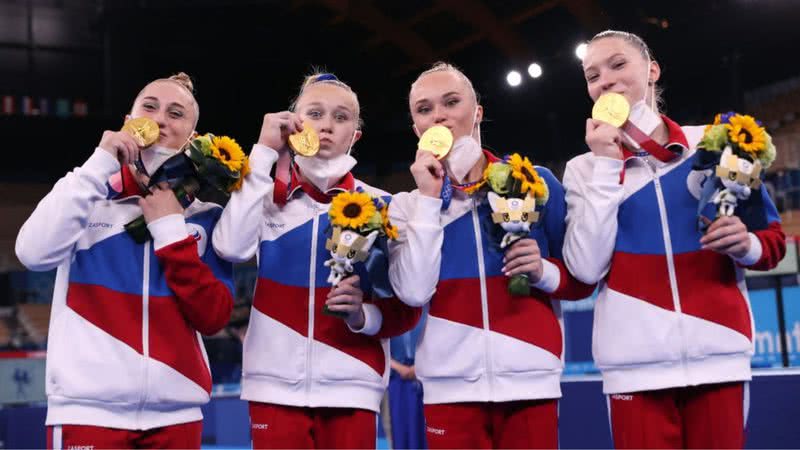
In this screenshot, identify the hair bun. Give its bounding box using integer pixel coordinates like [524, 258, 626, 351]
[168, 72, 194, 93]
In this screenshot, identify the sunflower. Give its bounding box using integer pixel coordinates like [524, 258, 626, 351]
[380, 206, 399, 239]
[210, 135, 246, 172]
[508, 153, 547, 200]
[726, 114, 766, 156]
[329, 191, 377, 229]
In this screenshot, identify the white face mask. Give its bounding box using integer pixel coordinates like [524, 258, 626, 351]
[629, 101, 660, 132]
[294, 129, 358, 192]
[442, 107, 482, 183]
[444, 135, 483, 183]
[137, 144, 183, 176]
[622, 54, 661, 148]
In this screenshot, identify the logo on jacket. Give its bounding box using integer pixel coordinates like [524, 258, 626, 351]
[87, 222, 113, 229]
[185, 223, 207, 256]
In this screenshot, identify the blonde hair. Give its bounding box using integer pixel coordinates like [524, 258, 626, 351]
[409, 61, 480, 105]
[588, 30, 664, 113]
[290, 72, 362, 129]
[135, 72, 200, 127]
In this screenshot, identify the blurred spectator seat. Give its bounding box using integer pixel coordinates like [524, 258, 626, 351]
[17, 303, 50, 346]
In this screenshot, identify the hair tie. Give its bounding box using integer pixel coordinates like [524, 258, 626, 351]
[306, 73, 339, 86]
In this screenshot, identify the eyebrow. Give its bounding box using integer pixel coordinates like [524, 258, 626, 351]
[305, 101, 354, 113]
[414, 91, 461, 107]
[583, 52, 626, 72]
[142, 96, 186, 110]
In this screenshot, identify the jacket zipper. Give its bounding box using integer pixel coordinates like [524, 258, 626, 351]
[645, 161, 687, 371]
[306, 206, 320, 399]
[138, 240, 151, 423]
[471, 198, 493, 393]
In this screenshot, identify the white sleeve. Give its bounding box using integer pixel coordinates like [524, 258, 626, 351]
[212, 144, 279, 263]
[562, 155, 625, 284]
[530, 258, 561, 293]
[347, 303, 383, 336]
[147, 214, 189, 251]
[387, 192, 444, 307]
[15, 148, 121, 271]
[733, 233, 763, 266]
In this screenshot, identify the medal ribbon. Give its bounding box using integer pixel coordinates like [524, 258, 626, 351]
[439, 150, 501, 210]
[621, 120, 681, 163]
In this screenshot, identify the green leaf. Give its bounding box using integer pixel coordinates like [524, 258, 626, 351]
[698, 124, 728, 151]
[508, 274, 530, 296]
[124, 215, 151, 244]
[487, 163, 511, 194]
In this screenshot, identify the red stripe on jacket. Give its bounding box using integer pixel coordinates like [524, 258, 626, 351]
[745, 222, 786, 271]
[154, 236, 233, 336]
[253, 277, 419, 376]
[66, 282, 212, 390]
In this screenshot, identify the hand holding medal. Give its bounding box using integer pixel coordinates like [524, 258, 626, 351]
[590, 92, 678, 162]
[258, 113, 319, 204]
[411, 125, 451, 198]
[98, 117, 160, 165]
[585, 93, 627, 159]
[121, 117, 160, 147]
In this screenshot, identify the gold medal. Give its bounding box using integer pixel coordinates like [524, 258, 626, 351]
[592, 92, 630, 128]
[121, 117, 160, 147]
[418, 125, 453, 159]
[288, 122, 320, 157]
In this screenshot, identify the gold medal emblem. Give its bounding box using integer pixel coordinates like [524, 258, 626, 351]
[288, 122, 320, 157]
[121, 117, 160, 147]
[418, 125, 453, 159]
[592, 92, 630, 128]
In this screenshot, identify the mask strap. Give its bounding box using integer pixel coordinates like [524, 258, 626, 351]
[346, 129, 358, 156]
[183, 132, 196, 150]
[471, 106, 481, 141]
[642, 52, 656, 111]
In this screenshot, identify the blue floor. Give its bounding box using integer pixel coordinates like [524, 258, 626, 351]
[200, 437, 390, 449]
[4, 370, 800, 448]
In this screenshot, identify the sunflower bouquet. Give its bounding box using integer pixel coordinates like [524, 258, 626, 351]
[125, 134, 250, 243]
[466, 153, 549, 296]
[323, 188, 398, 316]
[695, 112, 776, 228]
